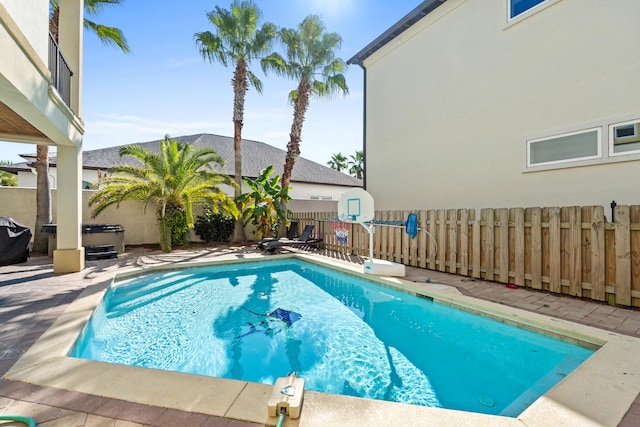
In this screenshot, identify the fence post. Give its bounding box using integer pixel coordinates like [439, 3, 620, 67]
[514, 208, 525, 286]
[472, 213, 481, 279]
[394, 210, 402, 263]
[569, 206, 582, 296]
[615, 205, 631, 305]
[483, 209, 495, 281]
[531, 207, 543, 290]
[549, 207, 561, 293]
[428, 210, 437, 270]
[437, 209, 447, 272]
[447, 209, 457, 274]
[590, 206, 606, 301]
[418, 210, 427, 268]
[498, 208, 509, 283]
[460, 209, 469, 276]
[402, 209, 411, 265]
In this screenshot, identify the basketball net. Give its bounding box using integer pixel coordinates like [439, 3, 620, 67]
[330, 215, 352, 245]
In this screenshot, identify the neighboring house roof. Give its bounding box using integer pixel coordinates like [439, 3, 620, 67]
[348, 0, 447, 66]
[1, 133, 362, 187]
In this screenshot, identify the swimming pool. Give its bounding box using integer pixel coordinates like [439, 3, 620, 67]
[71, 258, 594, 416]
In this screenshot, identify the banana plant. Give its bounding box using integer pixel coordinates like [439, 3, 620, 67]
[237, 166, 291, 239]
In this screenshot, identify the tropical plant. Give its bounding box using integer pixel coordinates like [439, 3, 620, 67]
[32, 0, 130, 254]
[164, 203, 190, 247]
[236, 166, 291, 240]
[0, 161, 17, 186]
[50, 0, 131, 52]
[327, 152, 348, 172]
[262, 15, 348, 236]
[89, 137, 238, 252]
[194, 208, 235, 242]
[348, 150, 364, 180]
[195, 0, 277, 243]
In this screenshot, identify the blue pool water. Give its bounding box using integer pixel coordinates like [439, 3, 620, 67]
[72, 259, 595, 416]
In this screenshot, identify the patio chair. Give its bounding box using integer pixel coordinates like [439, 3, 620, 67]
[256, 224, 314, 249]
[259, 225, 322, 253]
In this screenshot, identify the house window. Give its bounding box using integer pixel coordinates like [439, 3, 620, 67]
[527, 128, 601, 167]
[509, 0, 548, 19]
[610, 120, 640, 156]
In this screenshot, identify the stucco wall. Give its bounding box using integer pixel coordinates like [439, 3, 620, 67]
[1, 0, 48, 58]
[363, 0, 640, 211]
[0, 187, 159, 245]
[0, 187, 337, 246]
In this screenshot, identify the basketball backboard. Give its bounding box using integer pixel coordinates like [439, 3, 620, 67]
[337, 188, 374, 224]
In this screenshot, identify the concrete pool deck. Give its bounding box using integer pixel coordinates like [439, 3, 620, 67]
[0, 245, 639, 426]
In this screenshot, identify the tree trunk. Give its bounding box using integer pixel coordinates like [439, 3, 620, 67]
[32, 145, 52, 254]
[278, 79, 311, 237]
[231, 60, 248, 242]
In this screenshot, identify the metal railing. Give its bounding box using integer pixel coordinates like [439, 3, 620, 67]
[48, 33, 73, 107]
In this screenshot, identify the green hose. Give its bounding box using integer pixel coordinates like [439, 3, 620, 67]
[0, 415, 36, 427]
[275, 407, 286, 427]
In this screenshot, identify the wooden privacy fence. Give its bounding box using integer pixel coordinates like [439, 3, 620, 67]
[292, 205, 640, 308]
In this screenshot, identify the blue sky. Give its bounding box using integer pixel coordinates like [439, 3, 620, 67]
[2, 0, 422, 166]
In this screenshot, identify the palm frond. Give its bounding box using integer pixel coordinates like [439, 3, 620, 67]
[83, 19, 130, 53]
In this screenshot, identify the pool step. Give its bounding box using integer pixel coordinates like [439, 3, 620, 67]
[85, 244, 118, 261]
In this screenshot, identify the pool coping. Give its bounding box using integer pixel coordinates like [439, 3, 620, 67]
[3, 253, 640, 426]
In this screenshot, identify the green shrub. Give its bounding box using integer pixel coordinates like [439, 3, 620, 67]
[165, 205, 190, 247]
[195, 208, 234, 242]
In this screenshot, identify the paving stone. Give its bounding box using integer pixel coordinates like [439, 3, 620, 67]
[2, 249, 640, 426]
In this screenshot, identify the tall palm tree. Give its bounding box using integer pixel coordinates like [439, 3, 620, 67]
[348, 150, 364, 180]
[32, 0, 130, 254]
[327, 152, 348, 172]
[89, 137, 238, 252]
[195, 0, 276, 243]
[262, 15, 348, 236]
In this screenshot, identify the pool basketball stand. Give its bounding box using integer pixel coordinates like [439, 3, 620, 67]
[338, 189, 406, 277]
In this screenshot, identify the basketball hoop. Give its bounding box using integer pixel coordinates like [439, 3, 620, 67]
[330, 216, 352, 245]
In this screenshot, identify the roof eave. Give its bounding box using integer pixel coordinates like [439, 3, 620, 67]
[347, 0, 447, 66]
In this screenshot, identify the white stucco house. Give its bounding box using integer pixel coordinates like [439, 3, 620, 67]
[0, 0, 85, 272]
[348, 0, 640, 213]
[1, 133, 362, 201]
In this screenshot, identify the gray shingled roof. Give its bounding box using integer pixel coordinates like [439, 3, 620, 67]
[4, 133, 362, 187]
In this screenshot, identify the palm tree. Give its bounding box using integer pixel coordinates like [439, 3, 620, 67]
[195, 0, 276, 243]
[237, 166, 291, 239]
[89, 137, 238, 252]
[327, 152, 348, 172]
[50, 0, 131, 52]
[348, 150, 364, 180]
[32, 0, 130, 254]
[262, 15, 348, 236]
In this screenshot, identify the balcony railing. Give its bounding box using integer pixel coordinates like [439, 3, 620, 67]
[48, 33, 73, 107]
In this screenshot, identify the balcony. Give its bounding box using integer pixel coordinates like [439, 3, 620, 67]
[48, 33, 73, 107]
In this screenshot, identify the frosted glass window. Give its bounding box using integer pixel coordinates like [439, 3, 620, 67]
[528, 129, 600, 166]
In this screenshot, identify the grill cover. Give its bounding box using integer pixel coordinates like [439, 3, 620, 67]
[0, 217, 31, 266]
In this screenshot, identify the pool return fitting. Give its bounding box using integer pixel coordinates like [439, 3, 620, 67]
[267, 372, 305, 426]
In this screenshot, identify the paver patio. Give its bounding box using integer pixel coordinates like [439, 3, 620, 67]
[1, 246, 639, 426]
